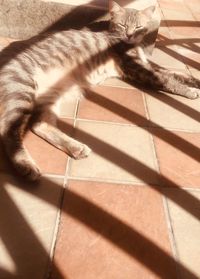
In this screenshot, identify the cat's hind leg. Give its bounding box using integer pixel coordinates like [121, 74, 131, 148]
[0, 89, 41, 181]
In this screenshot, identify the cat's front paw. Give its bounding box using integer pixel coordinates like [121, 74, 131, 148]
[70, 143, 91, 160]
[187, 88, 200, 99]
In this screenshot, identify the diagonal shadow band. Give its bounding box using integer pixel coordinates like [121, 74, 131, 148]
[158, 45, 200, 71]
[160, 19, 200, 27]
[157, 34, 200, 46]
[0, 268, 18, 279]
[0, 185, 65, 279]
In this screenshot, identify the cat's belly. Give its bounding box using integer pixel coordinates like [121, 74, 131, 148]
[33, 57, 121, 110]
[34, 66, 84, 115]
[85, 58, 121, 85]
[34, 66, 73, 95]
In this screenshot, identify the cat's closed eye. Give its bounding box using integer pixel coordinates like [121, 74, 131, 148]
[117, 23, 126, 29]
[136, 25, 142, 29]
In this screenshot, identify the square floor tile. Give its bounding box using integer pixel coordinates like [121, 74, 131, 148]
[24, 119, 74, 176]
[153, 129, 200, 187]
[78, 86, 148, 125]
[68, 121, 159, 184]
[165, 189, 200, 279]
[0, 174, 64, 279]
[51, 180, 176, 279]
[145, 92, 200, 131]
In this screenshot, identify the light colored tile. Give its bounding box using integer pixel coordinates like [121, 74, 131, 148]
[150, 46, 186, 69]
[166, 189, 200, 279]
[0, 174, 64, 279]
[69, 121, 159, 184]
[145, 92, 200, 131]
[52, 181, 176, 279]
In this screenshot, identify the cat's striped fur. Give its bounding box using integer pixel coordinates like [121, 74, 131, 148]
[0, 1, 199, 180]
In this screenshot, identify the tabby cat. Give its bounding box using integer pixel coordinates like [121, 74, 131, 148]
[0, 1, 199, 180]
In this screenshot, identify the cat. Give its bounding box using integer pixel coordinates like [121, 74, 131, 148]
[0, 1, 199, 181]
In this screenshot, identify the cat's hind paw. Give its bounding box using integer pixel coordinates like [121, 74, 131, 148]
[15, 160, 41, 181]
[187, 88, 200, 99]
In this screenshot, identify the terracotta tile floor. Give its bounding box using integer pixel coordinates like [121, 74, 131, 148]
[0, 0, 200, 279]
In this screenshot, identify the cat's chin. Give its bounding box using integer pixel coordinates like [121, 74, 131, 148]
[124, 38, 139, 46]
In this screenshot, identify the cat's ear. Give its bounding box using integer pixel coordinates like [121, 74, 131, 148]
[109, 1, 124, 16]
[141, 5, 155, 18]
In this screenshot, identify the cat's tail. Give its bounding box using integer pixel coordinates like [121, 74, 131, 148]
[0, 83, 41, 181]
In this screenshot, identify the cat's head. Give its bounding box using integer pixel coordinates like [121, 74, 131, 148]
[109, 1, 155, 45]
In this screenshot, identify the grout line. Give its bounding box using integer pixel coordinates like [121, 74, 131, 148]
[41, 174, 200, 190]
[76, 117, 147, 127]
[142, 91, 150, 121]
[46, 178, 66, 279]
[141, 90, 160, 168]
[142, 90, 161, 174]
[162, 195, 181, 279]
[74, 99, 80, 120]
[143, 86, 181, 278]
[64, 157, 71, 185]
[74, 118, 200, 133]
[67, 175, 158, 186]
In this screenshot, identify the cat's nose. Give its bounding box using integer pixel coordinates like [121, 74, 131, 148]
[127, 34, 132, 40]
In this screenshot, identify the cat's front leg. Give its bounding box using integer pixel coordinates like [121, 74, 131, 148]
[31, 109, 91, 159]
[32, 122, 91, 159]
[152, 67, 200, 99]
[123, 57, 200, 99]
